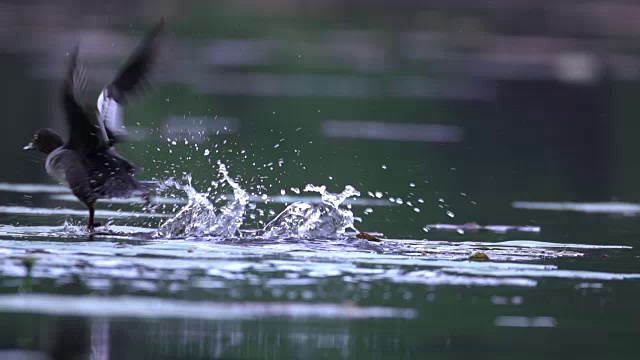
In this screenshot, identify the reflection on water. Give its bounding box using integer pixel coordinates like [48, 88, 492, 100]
[0, 313, 427, 359]
[0, 294, 417, 320]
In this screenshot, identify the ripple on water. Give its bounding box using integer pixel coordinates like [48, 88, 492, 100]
[0, 206, 169, 219]
[512, 200, 640, 214]
[0, 182, 67, 193]
[0, 178, 637, 294]
[0, 233, 637, 294]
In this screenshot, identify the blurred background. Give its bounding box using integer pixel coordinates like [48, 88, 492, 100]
[2, 0, 640, 236]
[2, 2, 640, 359]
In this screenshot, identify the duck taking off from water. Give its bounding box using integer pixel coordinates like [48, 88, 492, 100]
[24, 20, 164, 231]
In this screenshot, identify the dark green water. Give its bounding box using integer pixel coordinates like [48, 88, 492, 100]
[0, 187, 638, 359]
[1, 4, 640, 359]
[2, 56, 640, 359]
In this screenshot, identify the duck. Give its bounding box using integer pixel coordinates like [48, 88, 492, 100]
[24, 20, 164, 231]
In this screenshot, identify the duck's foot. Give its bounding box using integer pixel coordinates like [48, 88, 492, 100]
[87, 222, 102, 232]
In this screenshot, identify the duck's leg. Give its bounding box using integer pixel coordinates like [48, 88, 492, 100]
[142, 192, 151, 205]
[142, 191, 158, 210]
[87, 203, 101, 231]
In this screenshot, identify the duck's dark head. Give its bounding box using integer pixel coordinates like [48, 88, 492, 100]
[24, 128, 63, 154]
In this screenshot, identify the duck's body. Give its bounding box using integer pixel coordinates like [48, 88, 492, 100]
[45, 146, 144, 200]
[45, 146, 150, 228]
[25, 20, 164, 230]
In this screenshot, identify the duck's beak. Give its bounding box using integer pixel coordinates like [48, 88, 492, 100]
[23, 142, 35, 150]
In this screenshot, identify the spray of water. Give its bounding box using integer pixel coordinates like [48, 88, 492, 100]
[262, 185, 360, 239]
[208, 162, 249, 237]
[153, 175, 217, 238]
[154, 162, 249, 238]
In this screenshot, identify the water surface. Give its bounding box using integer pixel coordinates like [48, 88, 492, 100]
[0, 182, 639, 359]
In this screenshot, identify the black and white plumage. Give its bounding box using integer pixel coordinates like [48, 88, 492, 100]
[24, 19, 164, 231]
[97, 19, 164, 145]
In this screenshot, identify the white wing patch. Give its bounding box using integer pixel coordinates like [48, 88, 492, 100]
[97, 88, 127, 139]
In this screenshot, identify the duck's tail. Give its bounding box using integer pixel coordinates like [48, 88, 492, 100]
[138, 180, 167, 195]
[100, 180, 165, 199]
[137, 180, 168, 210]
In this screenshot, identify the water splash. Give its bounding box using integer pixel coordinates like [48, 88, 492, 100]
[208, 162, 249, 237]
[262, 185, 360, 239]
[154, 163, 248, 238]
[305, 184, 360, 208]
[154, 175, 217, 238]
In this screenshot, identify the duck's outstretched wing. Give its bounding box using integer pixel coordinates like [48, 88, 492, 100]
[62, 45, 110, 151]
[97, 19, 165, 145]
